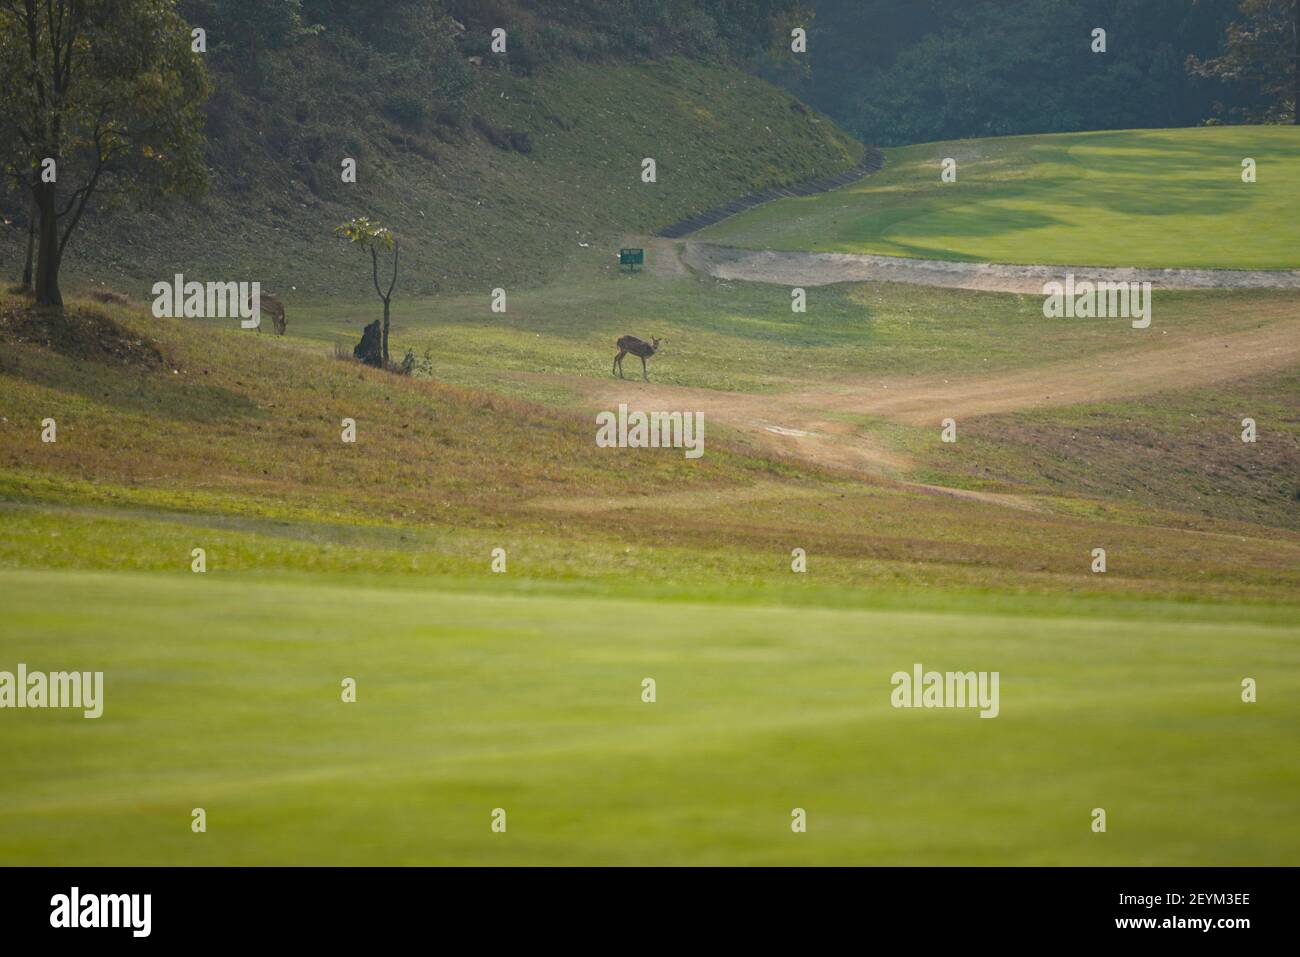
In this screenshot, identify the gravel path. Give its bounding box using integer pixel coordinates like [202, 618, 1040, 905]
[683, 243, 1300, 292]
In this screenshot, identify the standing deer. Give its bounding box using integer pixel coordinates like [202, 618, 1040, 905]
[612, 335, 661, 381]
[255, 294, 287, 336]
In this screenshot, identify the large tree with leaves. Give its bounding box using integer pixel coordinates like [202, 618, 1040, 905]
[1188, 0, 1298, 123]
[0, 0, 209, 308]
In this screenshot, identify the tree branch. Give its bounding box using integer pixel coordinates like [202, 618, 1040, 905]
[55, 113, 104, 219]
[58, 136, 103, 254]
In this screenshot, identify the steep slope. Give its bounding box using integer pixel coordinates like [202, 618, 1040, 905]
[1, 57, 861, 302]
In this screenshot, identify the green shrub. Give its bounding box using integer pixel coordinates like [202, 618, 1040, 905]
[399, 347, 435, 378]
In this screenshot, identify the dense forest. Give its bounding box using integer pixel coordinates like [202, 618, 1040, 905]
[768, 0, 1297, 145]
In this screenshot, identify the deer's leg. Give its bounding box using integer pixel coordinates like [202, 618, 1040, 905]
[614, 350, 625, 378]
[640, 355, 648, 381]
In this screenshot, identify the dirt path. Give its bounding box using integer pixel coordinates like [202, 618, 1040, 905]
[647, 237, 689, 279]
[783, 317, 1300, 425]
[684, 243, 1300, 292]
[568, 317, 1300, 494]
[614, 235, 690, 280]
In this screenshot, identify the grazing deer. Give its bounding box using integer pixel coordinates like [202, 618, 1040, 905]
[613, 335, 661, 381]
[256, 294, 287, 336]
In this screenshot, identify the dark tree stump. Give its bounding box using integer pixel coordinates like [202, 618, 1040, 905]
[354, 320, 383, 367]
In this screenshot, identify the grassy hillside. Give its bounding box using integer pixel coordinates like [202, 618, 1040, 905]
[5, 287, 1299, 598]
[696, 127, 1300, 269]
[0, 58, 860, 301]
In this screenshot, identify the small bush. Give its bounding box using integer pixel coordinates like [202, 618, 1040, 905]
[399, 347, 434, 378]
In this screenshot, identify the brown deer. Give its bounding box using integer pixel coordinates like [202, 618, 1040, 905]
[256, 294, 287, 336]
[612, 335, 661, 381]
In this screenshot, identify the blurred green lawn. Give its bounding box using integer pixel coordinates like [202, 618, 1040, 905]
[2, 569, 1295, 865]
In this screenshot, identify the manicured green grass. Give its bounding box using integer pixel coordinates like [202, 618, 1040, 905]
[2, 569, 1295, 865]
[698, 127, 1300, 269]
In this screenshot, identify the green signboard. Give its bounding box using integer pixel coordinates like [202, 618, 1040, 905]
[619, 247, 644, 271]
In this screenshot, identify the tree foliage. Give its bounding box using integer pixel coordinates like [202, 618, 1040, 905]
[1188, 0, 1297, 123]
[0, 0, 209, 307]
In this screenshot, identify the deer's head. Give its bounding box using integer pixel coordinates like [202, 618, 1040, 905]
[651, 337, 661, 353]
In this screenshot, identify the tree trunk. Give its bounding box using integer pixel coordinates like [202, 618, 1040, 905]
[20, 194, 36, 291]
[33, 184, 62, 309]
[382, 298, 390, 366]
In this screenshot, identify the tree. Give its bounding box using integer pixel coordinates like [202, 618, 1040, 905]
[1188, 0, 1298, 123]
[0, 0, 209, 308]
[335, 217, 399, 367]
